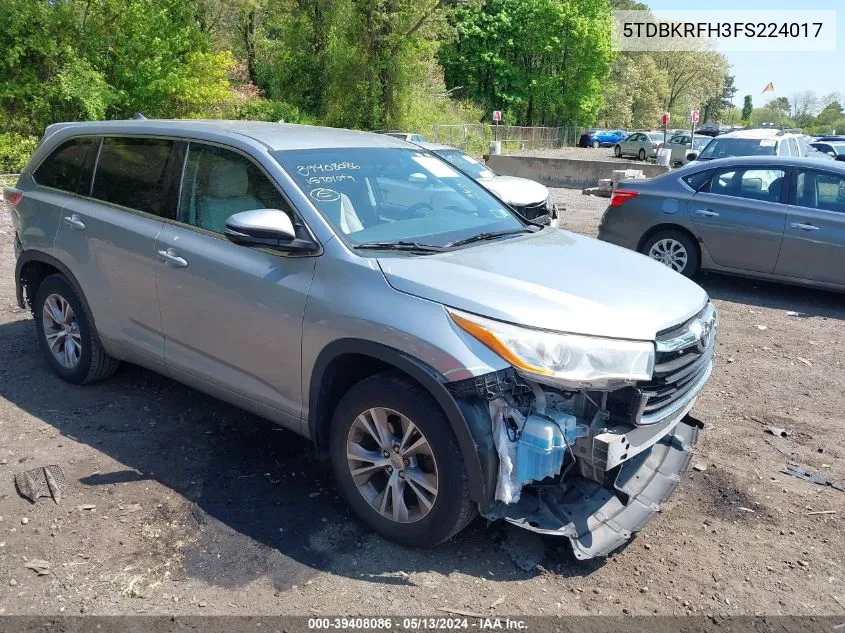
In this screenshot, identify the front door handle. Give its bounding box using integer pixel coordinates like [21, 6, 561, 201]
[791, 222, 820, 231]
[695, 209, 720, 217]
[157, 249, 188, 268]
[62, 214, 86, 230]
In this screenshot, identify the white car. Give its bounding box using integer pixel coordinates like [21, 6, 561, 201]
[614, 131, 665, 160]
[659, 134, 712, 165]
[416, 142, 557, 225]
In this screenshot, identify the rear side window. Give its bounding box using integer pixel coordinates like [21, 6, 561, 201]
[92, 137, 175, 216]
[682, 170, 712, 191]
[33, 138, 96, 193]
[707, 167, 786, 203]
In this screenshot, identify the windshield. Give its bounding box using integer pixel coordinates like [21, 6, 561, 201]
[693, 137, 711, 150]
[273, 148, 524, 248]
[433, 149, 496, 179]
[697, 137, 777, 159]
[647, 133, 663, 142]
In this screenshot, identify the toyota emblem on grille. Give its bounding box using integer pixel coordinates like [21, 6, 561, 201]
[689, 318, 713, 353]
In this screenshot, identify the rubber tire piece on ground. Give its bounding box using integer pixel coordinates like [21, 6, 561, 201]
[329, 370, 477, 547]
[641, 229, 701, 278]
[33, 274, 119, 384]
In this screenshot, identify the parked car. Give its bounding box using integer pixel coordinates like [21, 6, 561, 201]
[686, 129, 807, 163]
[598, 156, 845, 291]
[613, 131, 664, 160]
[7, 120, 716, 559]
[811, 141, 845, 160]
[815, 135, 845, 142]
[415, 142, 557, 225]
[578, 129, 627, 148]
[379, 131, 427, 143]
[659, 134, 712, 165]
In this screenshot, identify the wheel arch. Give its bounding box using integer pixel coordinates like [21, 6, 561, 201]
[16, 251, 93, 319]
[308, 339, 488, 507]
[636, 223, 701, 258]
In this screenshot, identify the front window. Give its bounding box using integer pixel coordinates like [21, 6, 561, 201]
[646, 133, 663, 143]
[433, 149, 496, 180]
[697, 137, 778, 160]
[273, 148, 525, 248]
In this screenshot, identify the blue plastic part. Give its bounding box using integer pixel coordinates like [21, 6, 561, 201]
[514, 410, 577, 485]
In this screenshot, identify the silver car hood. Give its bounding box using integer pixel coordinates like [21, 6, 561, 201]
[478, 176, 548, 207]
[378, 229, 708, 341]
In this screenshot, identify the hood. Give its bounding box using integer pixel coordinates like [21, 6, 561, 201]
[378, 229, 708, 341]
[479, 176, 549, 207]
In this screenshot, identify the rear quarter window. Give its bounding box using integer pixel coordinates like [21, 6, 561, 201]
[682, 170, 712, 191]
[33, 138, 97, 193]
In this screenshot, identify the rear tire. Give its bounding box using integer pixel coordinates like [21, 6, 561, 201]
[614, 145, 622, 157]
[592, 140, 600, 149]
[33, 274, 119, 384]
[641, 230, 700, 277]
[329, 371, 476, 547]
[638, 148, 646, 161]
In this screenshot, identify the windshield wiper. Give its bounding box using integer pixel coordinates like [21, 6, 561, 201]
[445, 228, 531, 249]
[353, 240, 446, 253]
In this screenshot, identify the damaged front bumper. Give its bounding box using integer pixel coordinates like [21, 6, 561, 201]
[489, 415, 699, 559]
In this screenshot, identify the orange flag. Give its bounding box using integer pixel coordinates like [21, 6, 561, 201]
[762, 82, 775, 93]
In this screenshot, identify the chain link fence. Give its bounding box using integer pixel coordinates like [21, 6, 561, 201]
[428, 124, 584, 155]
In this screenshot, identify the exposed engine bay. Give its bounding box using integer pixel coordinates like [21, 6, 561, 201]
[448, 367, 704, 559]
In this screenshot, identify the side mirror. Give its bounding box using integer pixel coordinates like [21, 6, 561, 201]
[408, 172, 429, 185]
[225, 209, 316, 252]
[685, 151, 699, 162]
[835, 155, 845, 162]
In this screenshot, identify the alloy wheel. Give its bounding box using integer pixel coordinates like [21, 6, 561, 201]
[648, 238, 688, 273]
[346, 407, 439, 523]
[41, 293, 82, 368]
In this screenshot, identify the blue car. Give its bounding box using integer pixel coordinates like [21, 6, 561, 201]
[579, 129, 627, 148]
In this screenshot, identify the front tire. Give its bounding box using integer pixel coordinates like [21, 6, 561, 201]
[641, 230, 700, 277]
[34, 274, 119, 384]
[329, 371, 475, 547]
[638, 148, 646, 160]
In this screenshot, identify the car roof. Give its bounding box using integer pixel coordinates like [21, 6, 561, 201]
[715, 128, 798, 139]
[683, 155, 845, 171]
[44, 120, 413, 151]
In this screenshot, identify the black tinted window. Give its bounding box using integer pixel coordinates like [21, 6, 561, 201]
[682, 170, 712, 191]
[92, 137, 175, 216]
[33, 138, 95, 192]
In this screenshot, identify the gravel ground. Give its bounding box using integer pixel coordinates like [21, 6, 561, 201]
[1, 191, 844, 617]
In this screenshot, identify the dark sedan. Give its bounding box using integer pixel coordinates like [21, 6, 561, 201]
[597, 156, 845, 292]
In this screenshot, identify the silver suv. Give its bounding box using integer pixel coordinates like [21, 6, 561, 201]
[7, 120, 716, 559]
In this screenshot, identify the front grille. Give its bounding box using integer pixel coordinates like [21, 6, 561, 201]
[637, 304, 716, 424]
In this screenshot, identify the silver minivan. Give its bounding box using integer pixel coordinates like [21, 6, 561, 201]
[7, 120, 716, 559]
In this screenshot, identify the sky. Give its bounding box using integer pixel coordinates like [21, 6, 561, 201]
[644, 0, 843, 110]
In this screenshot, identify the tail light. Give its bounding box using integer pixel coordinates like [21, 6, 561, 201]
[3, 187, 22, 206]
[610, 189, 639, 207]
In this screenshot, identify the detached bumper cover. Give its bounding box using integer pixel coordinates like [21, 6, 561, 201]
[488, 417, 698, 559]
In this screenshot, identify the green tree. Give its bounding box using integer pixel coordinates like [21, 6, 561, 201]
[439, 0, 615, 125]
[598, 53, 667, 128]
[741, 95, 753, 123]
[701, 73, 737, 123]
[653, 47, 728, 115]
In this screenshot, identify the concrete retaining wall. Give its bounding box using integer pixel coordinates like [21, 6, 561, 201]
[486, 154, 670, 189]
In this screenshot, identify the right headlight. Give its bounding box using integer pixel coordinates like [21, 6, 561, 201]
[447, 308, 655, 390]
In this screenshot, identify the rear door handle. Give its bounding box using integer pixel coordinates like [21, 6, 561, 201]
[695, 209, 719, 217]
[157, 249, 188, 268]
[791, 222, 820, 231]
[62, 214, 86, 230]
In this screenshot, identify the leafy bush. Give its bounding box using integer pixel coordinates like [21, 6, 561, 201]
[0, 133, 38, 173]
[211, 97, 313, 124]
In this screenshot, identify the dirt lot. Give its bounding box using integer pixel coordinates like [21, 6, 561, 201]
[1, 190, 844, 617]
